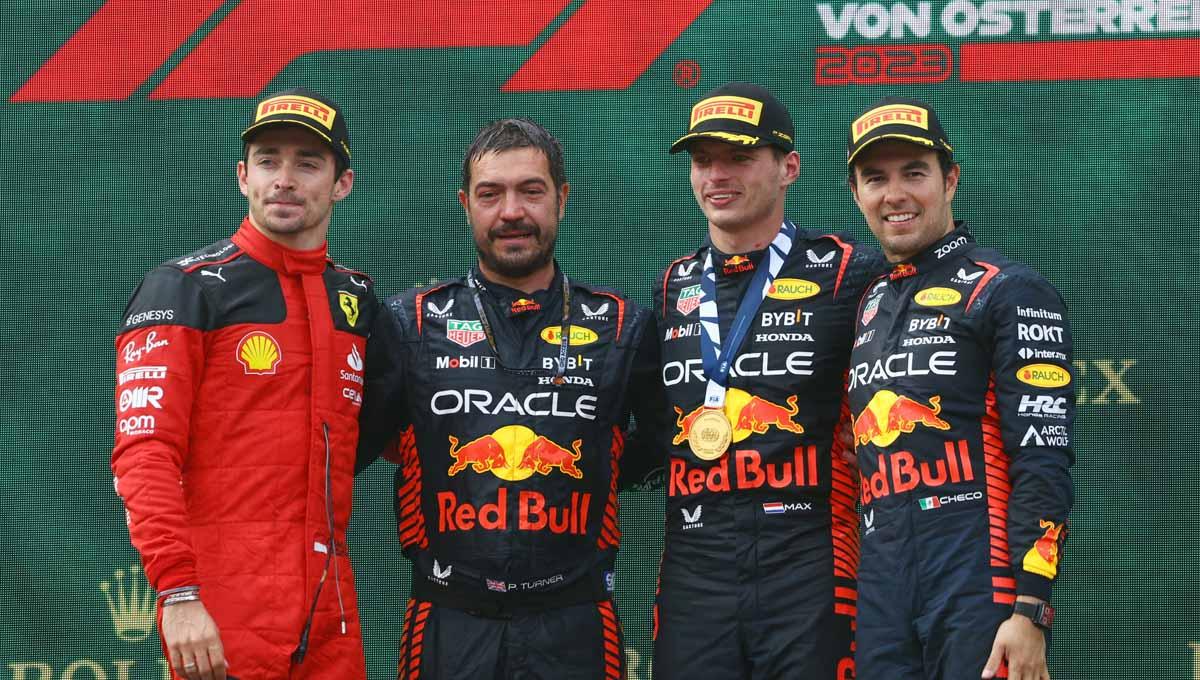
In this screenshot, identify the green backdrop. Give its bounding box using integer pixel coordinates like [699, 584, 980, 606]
[2, 1, 1196, 678]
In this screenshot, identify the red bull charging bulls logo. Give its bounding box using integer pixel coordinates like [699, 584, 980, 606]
[441, 425, 589, 535]
[852, 391, 950, 448]
[854, 391, 976, 505]
[673, 388, 804, 446]
[447, 425, 583, 480]
[1023, 519, 1065, 579]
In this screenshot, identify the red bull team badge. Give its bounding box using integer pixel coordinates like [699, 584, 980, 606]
[447, 425, 583, 481]
[511, 298, 541, 314]
[1023, 519, 1066, 578]
[440, 425, 589, 535]
[853, 391, 950, 448]
[722, 255, 755, 276]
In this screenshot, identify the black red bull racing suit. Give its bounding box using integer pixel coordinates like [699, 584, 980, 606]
[847, 224, 1074, 679]
[650, 229, 883, 679]
[357, 266, 659, 679]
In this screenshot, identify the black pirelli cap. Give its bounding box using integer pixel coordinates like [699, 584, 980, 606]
[241, 88, 351, 167]
[670, 82, 794, 154]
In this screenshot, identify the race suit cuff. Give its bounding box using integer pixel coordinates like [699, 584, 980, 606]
[149, 563, 199, 595]
[1015, 572, 1053, 602]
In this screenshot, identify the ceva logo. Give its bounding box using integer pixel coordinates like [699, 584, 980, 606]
[12, 0, 715, 102]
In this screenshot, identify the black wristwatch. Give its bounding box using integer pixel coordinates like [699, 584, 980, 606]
[1012, 600, 1055, 630]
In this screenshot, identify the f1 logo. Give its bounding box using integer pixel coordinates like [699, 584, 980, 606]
[12, 0, 715, 102]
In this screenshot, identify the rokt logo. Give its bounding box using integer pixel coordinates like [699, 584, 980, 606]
[12, 1, 716, 102]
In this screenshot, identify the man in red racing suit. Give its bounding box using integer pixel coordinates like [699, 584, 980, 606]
[112, 89, 375, 679]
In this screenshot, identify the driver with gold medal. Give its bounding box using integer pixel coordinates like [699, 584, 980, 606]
[646, 81, 885, 680]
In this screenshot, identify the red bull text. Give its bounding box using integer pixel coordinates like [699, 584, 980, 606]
[670, 447, 819, 496]
[861, 439, 974, 505]
[438, 488, 591, 535]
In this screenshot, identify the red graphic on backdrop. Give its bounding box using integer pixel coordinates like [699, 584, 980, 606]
[674, 60, 701, 88]
[12, 0, 715, 102]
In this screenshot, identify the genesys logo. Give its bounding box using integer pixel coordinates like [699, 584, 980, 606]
[12, 1, 716, 102]
[813, 2, 1200, 86]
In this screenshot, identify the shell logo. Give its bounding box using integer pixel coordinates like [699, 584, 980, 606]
[766, 278, 820, 300]
[1016, 363, 1071, 388]
[540, 325, 598, 346]
[913, 287, 962, 307]
[237, 331, 282, 375]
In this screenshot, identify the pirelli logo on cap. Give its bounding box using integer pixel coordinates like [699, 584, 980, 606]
[691, 95, 762, 129]
[256, 95, 335, 130]
[852, 104, 928, 143]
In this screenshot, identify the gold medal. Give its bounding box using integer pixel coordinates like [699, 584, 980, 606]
[689, 409, 732, 461]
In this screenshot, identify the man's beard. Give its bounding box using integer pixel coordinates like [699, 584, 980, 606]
[475, 222, 556, 280]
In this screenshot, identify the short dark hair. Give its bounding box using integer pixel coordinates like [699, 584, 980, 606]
[242, 143, 350, 182]
[461, 118, 566, 193]
[847, 149, 955, 187]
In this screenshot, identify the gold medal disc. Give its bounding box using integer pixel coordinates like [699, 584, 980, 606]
[689, 409, 732, 461]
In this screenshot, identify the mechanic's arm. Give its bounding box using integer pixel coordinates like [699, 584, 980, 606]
[620, 308, 669, 491]
[356, 295, 411, 472]
[980, 273, 1075, 680]
[111, 267, 227, 680]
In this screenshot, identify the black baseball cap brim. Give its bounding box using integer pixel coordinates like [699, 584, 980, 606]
[669, 130, 777, 154]
[670, 82, 795, 155]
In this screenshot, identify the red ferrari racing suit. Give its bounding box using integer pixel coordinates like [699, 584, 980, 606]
[112, 219, 379, 678]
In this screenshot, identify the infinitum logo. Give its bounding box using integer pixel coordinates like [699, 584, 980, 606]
[12, 0, 715, 102]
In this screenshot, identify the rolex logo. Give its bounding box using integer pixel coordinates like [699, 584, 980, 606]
[99, 565, 156, 642]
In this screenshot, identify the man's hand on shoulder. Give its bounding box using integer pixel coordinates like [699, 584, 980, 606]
[162, 600, 227, 680]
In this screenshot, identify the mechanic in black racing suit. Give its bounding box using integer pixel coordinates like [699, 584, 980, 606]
[357, 118, 661, 680]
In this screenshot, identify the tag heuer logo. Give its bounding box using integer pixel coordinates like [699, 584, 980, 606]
[677, 284, 702, 315]
[862, 296, 881, 325]
[446, 319, 485, 348]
